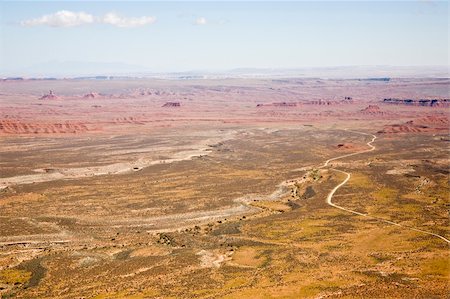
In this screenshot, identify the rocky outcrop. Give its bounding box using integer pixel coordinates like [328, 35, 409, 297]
[378, 121, 444, 134]
[112, 117, 146, 125]
[378, 114, 449, 134]
[162, 102, 181, 107]
[383, 98, 450, 107]
[39, 90, 59, 100]
[413, 115, 449, 126]
[134, 89, 176, 97]
[360, 105, 385, 115]
[336, 143, 356, 149]
[83, 92, 101, 99]
[378, 123, 427, 134]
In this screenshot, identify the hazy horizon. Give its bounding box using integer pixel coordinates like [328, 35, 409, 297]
[2, 64, 449, 79]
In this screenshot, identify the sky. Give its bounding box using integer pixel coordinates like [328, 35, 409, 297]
[0, 1, 448, 76]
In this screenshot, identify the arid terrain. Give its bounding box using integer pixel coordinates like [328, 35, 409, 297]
[0, 77, 449, 298]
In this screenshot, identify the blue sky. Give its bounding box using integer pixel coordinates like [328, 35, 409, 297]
[0, 1, 448, 75]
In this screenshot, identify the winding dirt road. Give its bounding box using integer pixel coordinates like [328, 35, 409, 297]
[323, 130, 450, 244]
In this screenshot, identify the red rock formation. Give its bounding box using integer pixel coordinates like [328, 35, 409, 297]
[83, 92, 100, 99]
[304, 99, 353, 105]
[112, 117, 146, 125]
[413, 115, 449, 126]
[0, 120, 89, 134]
[273, 102, 297, 107]
[361, 105, 380, 112]
[377, 124, 427, 134]
[360, 105, 385, 115]
[39, 90, 59, 100]
[379, 114, 449, 134]
[162, 102, 181, 107]
[256, 102, 297, 107]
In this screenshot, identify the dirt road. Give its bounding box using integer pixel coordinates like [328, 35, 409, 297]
[323, 131, 450, 244]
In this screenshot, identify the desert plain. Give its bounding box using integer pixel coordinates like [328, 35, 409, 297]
[0, 77, 449, 298]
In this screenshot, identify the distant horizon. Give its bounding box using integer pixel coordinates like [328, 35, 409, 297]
[1, 65, 449, 80]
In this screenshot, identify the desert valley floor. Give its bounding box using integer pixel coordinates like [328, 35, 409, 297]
[0, 77, 449, 298]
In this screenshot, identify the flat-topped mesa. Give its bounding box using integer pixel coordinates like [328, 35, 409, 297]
[257, 99, 354, 107]
[39, 90, 59, 100]
[273, 102, 297, 107]
[383, 98, 450, 107]
[304, 99, 352, 105]
[256, 102, 297, 108]
[162, 102, 181, 107]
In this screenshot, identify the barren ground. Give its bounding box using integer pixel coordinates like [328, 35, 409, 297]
[0, 78, 448, 298]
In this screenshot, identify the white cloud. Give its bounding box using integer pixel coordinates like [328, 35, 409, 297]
[21, 11, 156, 28]
[21, 10, 94, 27]
[194, 17, 207, 26]
[100, 13, 156, 28]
